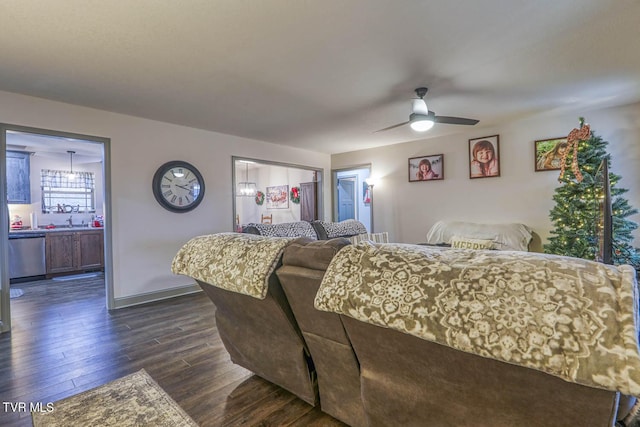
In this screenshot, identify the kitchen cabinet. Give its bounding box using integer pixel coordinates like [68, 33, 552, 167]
[46, 229, 104, 277]
[300, 181, 319, 221]
[6, 150, 31, 204]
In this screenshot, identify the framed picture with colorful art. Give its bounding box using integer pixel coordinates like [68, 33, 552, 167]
[265, 185, 289, 209]
[408, 154, 444, 182]
[535, 137, 568, 171]
[469, 135, 500, 179]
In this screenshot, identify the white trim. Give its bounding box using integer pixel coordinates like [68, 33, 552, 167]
[112, 284, 202, 309]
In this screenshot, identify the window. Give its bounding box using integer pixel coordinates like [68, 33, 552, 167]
[41, 169, 95, 214]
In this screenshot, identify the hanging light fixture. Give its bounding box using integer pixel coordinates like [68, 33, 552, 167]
[67, 150, 76, 180]
[236, 161, 257, 197]
[409, 99, 435, 131]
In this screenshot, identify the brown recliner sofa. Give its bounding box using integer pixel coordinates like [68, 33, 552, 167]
[196, 267, 318, 406]
[340, 315, 632, 427]
[176, 234, 637, 426]
[276, 237, 366, 427]
[277, 237, 636, 427]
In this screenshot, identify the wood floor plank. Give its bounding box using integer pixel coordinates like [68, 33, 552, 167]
[1, 274, 345, 426]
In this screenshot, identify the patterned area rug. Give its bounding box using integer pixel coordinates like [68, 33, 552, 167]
[31, 369, 198, 427]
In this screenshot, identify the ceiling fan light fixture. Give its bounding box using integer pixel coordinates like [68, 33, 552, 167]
[409, 114, 435, 132]
[375, 87, 478, 133]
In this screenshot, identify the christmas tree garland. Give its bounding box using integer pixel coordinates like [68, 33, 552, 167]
[559, 119, 590, 183]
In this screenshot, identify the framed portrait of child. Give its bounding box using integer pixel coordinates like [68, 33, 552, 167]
[469, 135, 500, 179]
[535, 137, 568, 171]
[408, 154, 444, 182]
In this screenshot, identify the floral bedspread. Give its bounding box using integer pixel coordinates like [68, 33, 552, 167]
[314, 242, 640, 396]
[172, 233, 292, 299]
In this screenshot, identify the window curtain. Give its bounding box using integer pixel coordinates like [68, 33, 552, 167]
[41, 169, 95, 189]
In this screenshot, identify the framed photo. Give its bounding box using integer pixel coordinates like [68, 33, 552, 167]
[265, 185, 289, 209]
[408, 154, 444, 182]
[469, 135, 500, 179]
[534, 137, 568, 171]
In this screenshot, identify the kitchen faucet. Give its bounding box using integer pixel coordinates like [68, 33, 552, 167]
[66, 215, 73, 227]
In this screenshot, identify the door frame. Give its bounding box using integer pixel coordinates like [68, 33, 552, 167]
[331, 164, 372, 226]
[336, 175, 357, 222]
[231, 156, 324, 229]
[0, 123, 113, 333]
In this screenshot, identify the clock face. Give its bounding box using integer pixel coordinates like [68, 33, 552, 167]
[152, 161, 205, 212]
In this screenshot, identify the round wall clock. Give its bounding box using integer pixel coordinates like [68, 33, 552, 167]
[152, 161, 205, 213]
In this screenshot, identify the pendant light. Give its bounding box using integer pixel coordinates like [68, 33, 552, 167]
[67, 150, 76, 180]
[236, 161, 257, 197]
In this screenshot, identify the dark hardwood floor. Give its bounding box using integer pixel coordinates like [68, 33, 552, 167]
[0, 275, 345, 426]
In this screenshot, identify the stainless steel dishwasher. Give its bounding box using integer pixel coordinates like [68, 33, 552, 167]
[8, 232, 47, 280]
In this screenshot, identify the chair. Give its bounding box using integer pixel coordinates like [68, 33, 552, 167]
[261, 214, 273, 224]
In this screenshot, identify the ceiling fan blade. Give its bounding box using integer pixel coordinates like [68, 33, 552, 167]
[434, 115, 479, 125]
[374, 120, 410, 133]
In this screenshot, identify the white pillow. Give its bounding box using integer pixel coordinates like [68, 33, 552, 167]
[349, 232, 390, 244]
[450, 235, 495, 250]
[426, 221, 532, 251]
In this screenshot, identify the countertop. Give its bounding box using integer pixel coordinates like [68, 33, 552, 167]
[9, 226, 104, 237]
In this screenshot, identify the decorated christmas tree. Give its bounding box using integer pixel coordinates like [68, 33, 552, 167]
[544, 118, 640, 267]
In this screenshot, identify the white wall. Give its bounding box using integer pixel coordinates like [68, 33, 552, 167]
[0, 90, 331, 301]
[332, 102, 640, 251]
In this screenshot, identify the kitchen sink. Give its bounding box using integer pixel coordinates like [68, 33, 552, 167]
[42, 224, 92, 229]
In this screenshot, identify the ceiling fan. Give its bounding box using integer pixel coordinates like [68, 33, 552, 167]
[375, 87, 479, 133]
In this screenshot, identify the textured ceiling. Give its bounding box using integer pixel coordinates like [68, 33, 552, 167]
[1, 0, 639, 154]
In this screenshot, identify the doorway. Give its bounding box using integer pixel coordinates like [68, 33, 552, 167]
[232, 157, 323, 229]
[1, 124, 112, 333]
[332, 165, 372, 231]
[337, 176, 356, 222]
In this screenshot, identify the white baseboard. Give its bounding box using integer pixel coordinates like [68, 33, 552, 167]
[112, 283, 201, 309]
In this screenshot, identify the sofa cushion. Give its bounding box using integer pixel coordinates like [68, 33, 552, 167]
[171, 232, 292, 299]
[311, 219, 368, 240]
[283, 237, 351, 271]
[244, 221, 317, 239]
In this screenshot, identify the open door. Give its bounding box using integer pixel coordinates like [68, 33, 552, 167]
[337, 177, 356, 222]
[332, 166, 371, 231]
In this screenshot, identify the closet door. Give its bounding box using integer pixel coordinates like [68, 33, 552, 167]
[300, 182, 318, 222]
